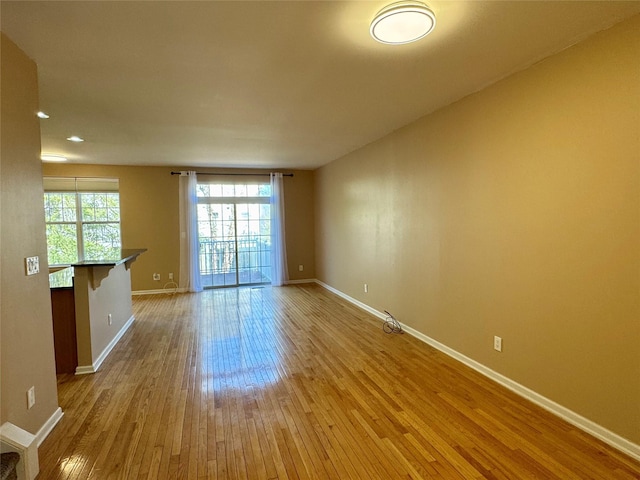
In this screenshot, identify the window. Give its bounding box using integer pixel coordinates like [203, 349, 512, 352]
[196, 182, 271, 199]
[44, 177, 121, 265]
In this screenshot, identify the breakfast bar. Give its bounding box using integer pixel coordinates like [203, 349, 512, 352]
[49, 249, 146, 374]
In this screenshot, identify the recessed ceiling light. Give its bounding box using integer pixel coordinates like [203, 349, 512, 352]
[37, 111, 50, 119]
[66, 136, 84, 142]
[41, 154, 68, 162]
[370, 1, 436, 45]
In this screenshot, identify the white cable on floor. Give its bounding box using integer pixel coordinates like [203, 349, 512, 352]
[163, 281, 179, 295]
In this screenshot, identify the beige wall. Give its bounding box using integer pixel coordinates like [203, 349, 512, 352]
[73, 264, 133, 369]
[0, 34, 60, 433]
[41, 164, 315, 291]
[315, 16, 640, 444]
[281, 170, 315, 278]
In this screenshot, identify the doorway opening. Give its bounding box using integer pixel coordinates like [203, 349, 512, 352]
[196, 182, 271, 288]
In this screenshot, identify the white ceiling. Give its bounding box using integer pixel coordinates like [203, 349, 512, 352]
[2, 1, 639, 170]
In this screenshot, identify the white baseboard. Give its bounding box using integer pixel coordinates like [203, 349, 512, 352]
[1, 410, 63, 480]
[315, 280, 386, 320]
[285, 278, 316, 285]
[76, 315, 135, 375]
[1, 422, 39, 479]
[74, 365, 96, 375]
[132, 287, 186, 296]
[35, 407, 64, 447]
[314, 280, 640, 462]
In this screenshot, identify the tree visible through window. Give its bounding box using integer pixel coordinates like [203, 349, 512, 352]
[44, 178, 121, 265]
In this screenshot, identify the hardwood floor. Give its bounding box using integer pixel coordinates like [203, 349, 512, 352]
[38, 284, 640, 479]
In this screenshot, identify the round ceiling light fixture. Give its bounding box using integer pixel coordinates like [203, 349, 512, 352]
[370, 1, 436, 45]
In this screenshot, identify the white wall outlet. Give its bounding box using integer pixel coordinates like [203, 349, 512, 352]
[494, 336, 503, 352]
[25, 256, 39, 275]
[108, 313, 112, 326]
[153, 273, 160, 281]
[364, 283, 368, 293]
[27, 386, 35, 409]
[298, 264, 304, 272]
[168, 272, 174, 280]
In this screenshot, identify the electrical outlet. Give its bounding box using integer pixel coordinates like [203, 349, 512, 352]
[153, 273, 160, 281]
[168, 272, 174, 280]
[494, 336, 503, 352]
[27, 386, 35, 409]
[108, 313, 112, 326]
[298, 264, 304, 272]
[364, 283, 368, 293]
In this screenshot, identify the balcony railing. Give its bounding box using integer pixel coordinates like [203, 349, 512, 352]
[199, 237, 271, 287]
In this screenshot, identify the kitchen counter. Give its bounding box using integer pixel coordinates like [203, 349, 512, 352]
[72, 248, 146, 267]
[48, 249, 146, 375]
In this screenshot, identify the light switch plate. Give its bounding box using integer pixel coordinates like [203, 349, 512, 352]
[25, 256, 40, 275]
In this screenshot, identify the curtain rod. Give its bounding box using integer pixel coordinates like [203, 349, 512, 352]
[171, 171, 293, 177]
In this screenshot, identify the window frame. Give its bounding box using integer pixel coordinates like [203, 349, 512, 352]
[44, 177, 121, 266]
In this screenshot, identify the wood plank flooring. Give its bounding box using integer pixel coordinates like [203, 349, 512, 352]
[37, 284, 640, 479]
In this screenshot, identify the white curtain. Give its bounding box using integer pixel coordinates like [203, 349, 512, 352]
[179, 171, 202, 293]
[270, 173, 289, 286]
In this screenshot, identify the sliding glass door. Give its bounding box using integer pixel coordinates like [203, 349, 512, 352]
[196, 183, 271, 288]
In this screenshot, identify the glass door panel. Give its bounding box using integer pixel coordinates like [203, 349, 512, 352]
[197, 203, 237, 288]
[196, 185, 271, 288]
[236, 203, 271, 285]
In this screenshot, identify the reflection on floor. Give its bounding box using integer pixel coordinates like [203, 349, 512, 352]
[200, 270, 270, 288]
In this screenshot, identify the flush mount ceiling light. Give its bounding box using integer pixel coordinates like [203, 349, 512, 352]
[370, 1, 436, 45]
[41, 154, 68, 162]
[66, 135, 84, 142]
[37, 111, 50, 119]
